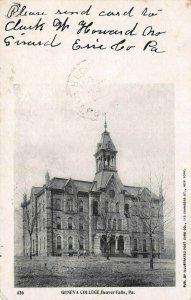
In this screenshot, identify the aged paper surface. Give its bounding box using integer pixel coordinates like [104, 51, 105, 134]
[0, 0, 191, 299]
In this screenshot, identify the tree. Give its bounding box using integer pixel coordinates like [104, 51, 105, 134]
[21, 193, 38, 259]
[134, 174, 173, 270]
[99, 210, 114, 260]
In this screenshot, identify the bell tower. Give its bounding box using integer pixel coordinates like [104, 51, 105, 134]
[94, 115, 117, 174]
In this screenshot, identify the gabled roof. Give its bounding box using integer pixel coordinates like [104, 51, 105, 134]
[48, 178, 67, 190]
[31, 186, 42, 195]
[73, 179, 92, 193]
[124, 186, 143, 197]
[47, 177, 92, 193]
[32, 177, 158, 199]
[124, 186, 158, 199]
[92, 171, 124, 191]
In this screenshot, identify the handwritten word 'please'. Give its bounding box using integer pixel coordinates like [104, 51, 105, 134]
[6, 3, 47, 18]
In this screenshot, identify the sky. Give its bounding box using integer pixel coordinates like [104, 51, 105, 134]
[14, 83, 175, 254]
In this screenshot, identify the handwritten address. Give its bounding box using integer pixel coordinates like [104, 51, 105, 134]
[3, 3, 166, 53]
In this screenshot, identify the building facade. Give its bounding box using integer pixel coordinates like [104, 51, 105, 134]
[21, 121, 164, 258]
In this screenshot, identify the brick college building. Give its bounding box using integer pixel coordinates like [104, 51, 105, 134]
[21, 119, 164, 258]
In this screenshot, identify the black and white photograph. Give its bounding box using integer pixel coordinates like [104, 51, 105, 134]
[0, 0, 191, 299]
[14, 83, 175, 287]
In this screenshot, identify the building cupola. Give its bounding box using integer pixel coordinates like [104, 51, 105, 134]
[94, 115, 118, 173]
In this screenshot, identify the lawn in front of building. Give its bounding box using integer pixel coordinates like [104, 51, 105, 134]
[14, 256, 175, 287]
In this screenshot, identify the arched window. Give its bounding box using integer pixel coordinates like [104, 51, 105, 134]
[79, 236, 84, 250]
[113, 219, 116, 230]
[79, 218, 83, 230]
[116, 202, 119, 213]
[118, 219, 122, 230]
[79, 200, 83, 212]
[105, 201, 108, 213]
[57, 216, 61, 229]
[151, 206, 155, 217]
[57, 236, 61, 250]
[93, 201, 98, 215]
[68, 236, 73, 250]
[124, 203, 129, 216]
[134, 239, 137, 251]
[56, 199, 61, 210]
[67, 199, 73, 211]
[143, 239, 147, 251]
[68, 217, 72, 229]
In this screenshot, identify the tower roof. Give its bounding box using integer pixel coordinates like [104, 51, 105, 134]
[96, 130, 117, 153]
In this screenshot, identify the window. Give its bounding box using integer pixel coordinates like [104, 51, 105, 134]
[134, 239, 137, 251]
[68, 236, 73, 250]
[143, 222, 147, 232]
[66, 185, 73, 194]
[113, 219, 116, 230]
[79, 236, 84, 250]
[39, 218, 41, 231]
[109, 189, 115, 198]
[56, 199, 61, 210]
[67, 199, 73, 211]
[152, 239, 156, 251]
[133, 221, 137, 232]
[57, 236, 61, 250]
[103, 219, 106, 230]
[124, 203, 129, 216]
[143, 239, 147, 251]
[79, 200, 83, 212]
[116, 202, 119, 213]
[142, 205, 148, 217]
[38, 203, 41, 216]
[44, 237, 46, 249]
[43, 199, 45, 211]
[105, 201, 108, 213]
[151, 206, 155, 217]
[93, 201, 98, 215]
[40, 238, 41, 250]
[108, 218, 111, 230]
[94, 218, 98, 230]
[132, 205, 138, 216]
[32, 239, 35, 254]
[57, 216, 61, 229]
[118, 219, 122, 230]
[68, 217, 72, 229]
[32, 206, 34, 216]
[79, 218, 83, 230]
[43, 218, 45, 229]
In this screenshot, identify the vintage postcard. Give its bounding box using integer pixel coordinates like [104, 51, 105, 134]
[0, 0, 190, 299]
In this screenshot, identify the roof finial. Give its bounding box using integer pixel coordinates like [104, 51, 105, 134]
[104, 113, 107, 132]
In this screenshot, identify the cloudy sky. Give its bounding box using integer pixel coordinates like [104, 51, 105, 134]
[14, 77, 175, 255]
[14, 83, 174, 203]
